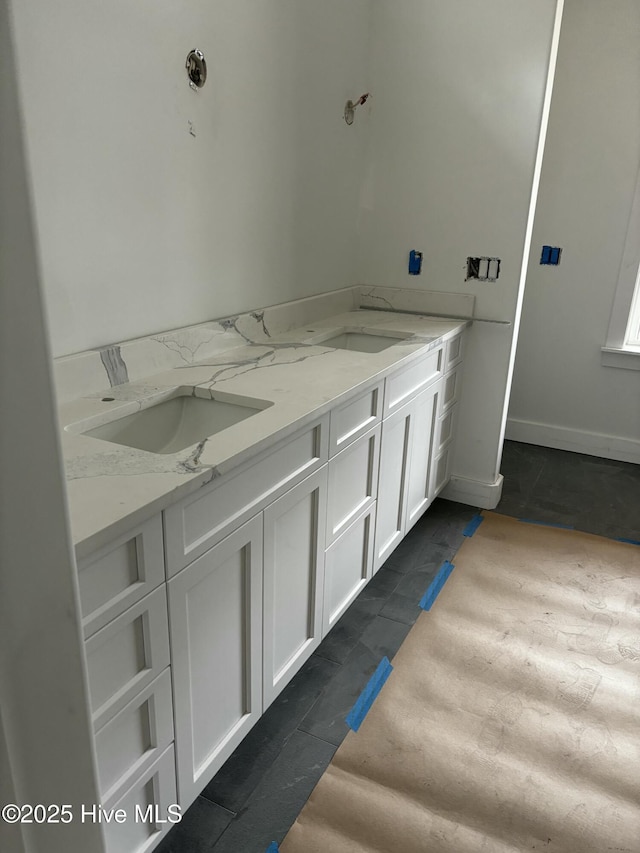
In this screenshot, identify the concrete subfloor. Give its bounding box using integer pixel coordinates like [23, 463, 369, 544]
[156, 440, 640, 853]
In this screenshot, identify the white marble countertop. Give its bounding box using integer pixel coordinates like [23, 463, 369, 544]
[60, 309, 468, 559]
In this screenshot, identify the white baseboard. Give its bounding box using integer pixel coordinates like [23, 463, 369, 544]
[506, 419, 640, 465]
[440, 473, 504, 509]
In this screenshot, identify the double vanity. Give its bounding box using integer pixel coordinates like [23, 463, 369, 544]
[58, 293, 468, 853]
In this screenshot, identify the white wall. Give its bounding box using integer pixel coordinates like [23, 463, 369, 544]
[1, 7, 105, 851]
[0, 709, 24, 853]
[360, 0, 561, 502]
[507, 0, 640, 464]
[11, 0, 372, 357]
[11, 0, 563, 504]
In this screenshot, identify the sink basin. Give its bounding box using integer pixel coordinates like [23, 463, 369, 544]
[78, 390, 273, 454]
[316, 331, 411, 353]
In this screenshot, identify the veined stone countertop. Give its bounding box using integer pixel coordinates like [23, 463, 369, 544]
[59, 307, 469, 559]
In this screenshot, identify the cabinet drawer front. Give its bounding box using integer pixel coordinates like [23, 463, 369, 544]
[326, 425, 379, 545]
[85, 586, 170, 731]
[444, 332, 464, 371]
[263, 467, 327, 710]
[329, 382, 383, 456]
[164, 417, 328, 576]
[430, 446, 452, 498]
[168, 516, 263, 808]
[78, 515, 165, 639]
[384, 348, 442, 415]
[442, 366, 462, 412]
[323, 506, 374, 635]
[95, 668, 174, 805]
[435, 402, 458, 456]
[103, 744, 177, 853]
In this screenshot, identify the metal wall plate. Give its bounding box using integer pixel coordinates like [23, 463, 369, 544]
[186, 49, 207, 89]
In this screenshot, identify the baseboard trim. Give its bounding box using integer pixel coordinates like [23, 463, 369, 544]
[506, 419, 640, 465]
[440, 474, 504, 510]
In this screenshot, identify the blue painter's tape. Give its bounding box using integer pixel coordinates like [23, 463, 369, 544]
[518, 518, 574, 530]
[616, 537, 640, 546]
[346, 657, 393, 732]
[265, 843, 279, 853]
[419, 561, 455, 611]
[463, 515, 484, 537]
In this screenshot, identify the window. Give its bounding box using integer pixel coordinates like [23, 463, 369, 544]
[602, 159, 640, 369]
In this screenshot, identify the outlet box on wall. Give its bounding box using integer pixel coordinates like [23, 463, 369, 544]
[408, 250, 423, 275]
[540, 245, 562, 265]
[466, 256, 501, 281]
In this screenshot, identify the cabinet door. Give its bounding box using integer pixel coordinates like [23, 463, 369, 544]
[405, 381, 440, 533]
[263, 467, 327, 709]
[373, 400, 412, 572]
[168, 516, 263, 808]
[326, 424, 379, 545]
[323, 505, 374, 636]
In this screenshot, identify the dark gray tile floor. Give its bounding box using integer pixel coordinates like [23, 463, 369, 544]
[156, 440, 640, 853]
[498, 440, 640, 542]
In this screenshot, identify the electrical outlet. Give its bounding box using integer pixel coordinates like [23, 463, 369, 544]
[466, 256, 500, 281]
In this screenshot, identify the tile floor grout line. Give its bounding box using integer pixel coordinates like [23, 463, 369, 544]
[312, 648, 345, 664]
[197, 683, 340, 813]
[292, 727, 341, 749]
[370, 612, 415, 631]
[192, 795, 237, 818]
[197, 787, 242, 811]
[205, 730, 337, 853]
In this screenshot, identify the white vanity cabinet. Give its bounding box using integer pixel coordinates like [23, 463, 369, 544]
[323, 407, 381, 634]
[375, 399, 412, 570]
[263, 467, 328, 708]
[77, 518, 176, 853]
[163, 416, 330, 807]
[374, 349, 443, 572]
[168, 515, 264, 807]
[84, 586, 170, 732]
[404, 379, 441, 533]
[167, 465, 328, 805]
[374, 384, 439, 571]
[323, 505, 376, 635]
[102, 746, 177, 853]
[163, 417, 328, 576]
[74, 327, 466, 853]
[373, 334, 464, 571]
[429, 333, 464, 497]
[77, 514, 166, 640]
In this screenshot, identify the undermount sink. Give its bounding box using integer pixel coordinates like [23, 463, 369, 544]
[76, 390, 273, 454]
[315, 330, 412, 353]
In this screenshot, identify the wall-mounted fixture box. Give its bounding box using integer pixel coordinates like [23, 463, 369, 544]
[466, 257, 500, 282]
[540, 246, 562, 265]
[408, 250, 423, 275]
